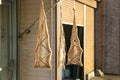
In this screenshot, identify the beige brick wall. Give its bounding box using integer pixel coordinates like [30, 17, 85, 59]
[18, 0, 55, 80]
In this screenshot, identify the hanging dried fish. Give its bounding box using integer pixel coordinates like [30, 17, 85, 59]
[34, 0, 52, 68]
[57, 23, 66, 68]
[67, 9, 83, 66]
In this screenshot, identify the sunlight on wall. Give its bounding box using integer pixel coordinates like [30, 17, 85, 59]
[0, 67, 2, 71]
[0, 0, 2, 5]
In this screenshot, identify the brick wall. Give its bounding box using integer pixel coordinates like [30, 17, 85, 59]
[18, 0, 55, 80]
[104, 0, 120, 74]
[95, 0, 120, 74]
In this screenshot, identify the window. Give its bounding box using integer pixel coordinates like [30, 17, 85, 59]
[62, 24, 84, 80]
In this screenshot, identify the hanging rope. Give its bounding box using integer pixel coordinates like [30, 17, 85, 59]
[19, 0, 61, 38]
[73, 0, 76, 10]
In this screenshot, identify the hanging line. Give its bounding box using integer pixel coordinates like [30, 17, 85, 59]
[73, 0, 80, 79]
[60, 0, 62, 24]
[19, 0, 61, 38]
[73, 0, 76, 10]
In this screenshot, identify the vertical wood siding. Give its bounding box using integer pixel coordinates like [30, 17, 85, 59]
[62, 0, 84, 25]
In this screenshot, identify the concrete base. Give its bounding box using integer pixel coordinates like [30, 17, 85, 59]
[87, 71, 95, 80]
[65, 79, 80, 80]
[95, 69, 104, 77]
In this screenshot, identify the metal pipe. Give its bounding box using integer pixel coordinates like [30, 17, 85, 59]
[55, 8, 57, 80]
[101, 0, 105, 72]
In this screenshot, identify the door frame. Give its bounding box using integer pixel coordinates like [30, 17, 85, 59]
[0, 0, 17, 80]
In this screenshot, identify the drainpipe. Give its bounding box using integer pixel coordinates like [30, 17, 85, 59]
[101, 0, 105, 72]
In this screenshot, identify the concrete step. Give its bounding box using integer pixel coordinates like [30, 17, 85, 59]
[64, 79, 81, 80]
